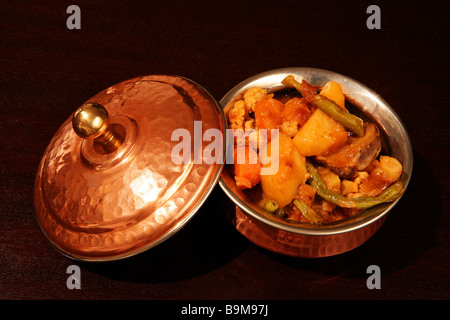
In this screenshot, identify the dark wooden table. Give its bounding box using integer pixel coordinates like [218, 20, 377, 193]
[1, 0, 448, 308]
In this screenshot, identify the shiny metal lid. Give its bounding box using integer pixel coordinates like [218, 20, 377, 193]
[34, 75, 226, 261]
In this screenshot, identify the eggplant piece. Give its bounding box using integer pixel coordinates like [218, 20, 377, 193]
[315, 123, 381, 179]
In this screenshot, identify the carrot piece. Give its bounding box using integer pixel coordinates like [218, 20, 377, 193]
[254, 97, 284, 137]
[233, 145, 261, 190]
[282, 97, 311, 126]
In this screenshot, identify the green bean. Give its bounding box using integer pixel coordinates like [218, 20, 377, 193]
[306, 161, 405, 209]
[281, 75, 365, 137]
[281, 75, 314, 97]
[312, 95, 365, 137]
[260, 199, 279, 213]
[292, 199, 323, 224]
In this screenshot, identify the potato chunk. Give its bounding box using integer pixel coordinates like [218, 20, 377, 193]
[341, 179, 358, 195]
[259, 133, 308, 207]
[320, 81, 346, 109]
[293, 109, 348, 156]
[317, 166, 341, 193]
[379, 156, 403, 182]
[358, 156, 403, 196]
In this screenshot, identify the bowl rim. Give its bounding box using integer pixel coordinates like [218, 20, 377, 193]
[218, 67, 413, 236]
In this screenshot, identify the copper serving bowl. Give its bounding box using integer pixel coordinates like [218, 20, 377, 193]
[218, 67, 413, 258]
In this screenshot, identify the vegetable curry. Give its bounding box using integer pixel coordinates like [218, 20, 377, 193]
[226, 75, 405, 224]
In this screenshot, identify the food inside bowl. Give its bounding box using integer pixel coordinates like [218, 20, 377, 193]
[225, 75, 405, 224]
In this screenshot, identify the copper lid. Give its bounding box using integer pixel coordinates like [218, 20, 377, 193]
[34, 75, 226, 261]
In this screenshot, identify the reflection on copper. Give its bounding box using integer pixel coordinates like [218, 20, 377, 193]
[130, 169, 165, 205]
[34, 75, 226, 261]
[232, 206, 386, 258]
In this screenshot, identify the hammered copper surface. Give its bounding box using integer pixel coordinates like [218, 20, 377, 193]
[233, 206, 385, 258]
[34, 75, 225, 261]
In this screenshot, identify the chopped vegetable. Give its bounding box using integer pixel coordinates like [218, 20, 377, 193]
[226, 77, 404, 225]
[286, 205, 304, 222]
[320, 81, 346, 109]
[282, 75, 364, 136]
[259, 133, 308, 207]
[281, 75, 317, 101]
[378, 156, 403, 181]
[244, 87, 268, 113]
[282, 97, 311, 125]
[228, 100, 246, 130]
[293, 108, 348, 156]
[293, 199, 323, 224]
[358, 156, 403, 196]
[306, 161, 405, 209]
[254, 97, 284, 137]
[280, 97, 312, 137]
[317, 166, 341, 193]
[312, 95, 365, 137]
[341, 179, 359, 195]
[274, 206, 288, 218]
[315, 123, 381, 179]
[260, 199, 279, 213]
[234, 145, 261, 190]
[296, 183, 316, 206]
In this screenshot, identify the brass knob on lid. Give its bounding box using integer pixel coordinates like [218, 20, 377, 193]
[72, 103, 122, 152]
